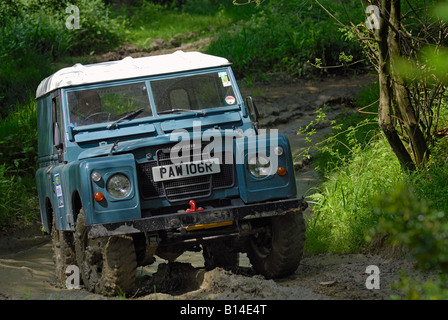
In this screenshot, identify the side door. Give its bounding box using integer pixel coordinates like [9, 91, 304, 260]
[49, 92, 70, 230]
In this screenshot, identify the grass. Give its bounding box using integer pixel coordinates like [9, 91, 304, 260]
[304, 80, 448, 259]
[305, 135, 404, 254]
[125, 1, 258, 50]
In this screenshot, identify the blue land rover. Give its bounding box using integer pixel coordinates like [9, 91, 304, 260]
[35, 51, 306, 295]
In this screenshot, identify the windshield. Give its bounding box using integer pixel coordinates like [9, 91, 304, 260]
[151, 71, 237, 114]
[68, 82, 152, 127]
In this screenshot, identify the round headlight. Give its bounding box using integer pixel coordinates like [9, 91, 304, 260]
[106, 173, 131, 199]
[248, 154, 271, 178]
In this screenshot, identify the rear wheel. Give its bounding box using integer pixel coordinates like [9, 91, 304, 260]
[247, 209, 305, 279]
[74, 209, 137, 295]
[51, 215, 76, 286]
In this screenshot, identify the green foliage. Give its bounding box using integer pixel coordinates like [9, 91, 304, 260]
[369, 159, 448, 300]
[0, 0, 124, 59]
[433, 1, 448, 21]
[0, 99, 39, 227]
[299, 82, 380, 174]
[206, 0, 365, 78]
[392, 272, 448, 300]
[0, 99, 38, 176]
[305, 136, 404, 254]
[0, 54, 56, 117]
[0, 0, 125, 113]
[67, 0, 126, 55]
[127, 0, 256, 49]
[0, 164, 39, 227]
[408, 137, 448, 214]
[371, 184, 448, 272]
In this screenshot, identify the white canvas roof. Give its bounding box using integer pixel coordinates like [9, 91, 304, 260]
[36, 51, 230, 98]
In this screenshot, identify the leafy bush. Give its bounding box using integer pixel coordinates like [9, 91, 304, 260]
[0, 99, 39, 227]
[206, 0, 365, 78]
[0, 164, 39, 227]
[392, 273, 448, 300]
[0, 99, 38, 176]
[0, 0, 126, 114]
[68, 0, 126, 55]
[371, 136, 448, 268]
[313, 82, 380, 174]
[370, 166, 448, 300]
[0, 54, 56, 117]
[371, 184, 448, 272]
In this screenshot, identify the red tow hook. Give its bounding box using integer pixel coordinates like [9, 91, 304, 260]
[185, 200, 204, 213]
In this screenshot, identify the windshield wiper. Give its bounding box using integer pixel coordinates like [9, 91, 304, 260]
[106, 107, 145, 129]
[157, 108, 205, 115]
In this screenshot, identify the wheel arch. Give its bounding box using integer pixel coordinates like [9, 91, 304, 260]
[43, 197, 54, 233]
[71, 190, 83, 225]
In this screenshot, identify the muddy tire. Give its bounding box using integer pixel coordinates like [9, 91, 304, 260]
[51, 215, 76, 286]
[202, 242, 239, 270]
[247, 209, 305, 279]
[74, 209, 137, 295]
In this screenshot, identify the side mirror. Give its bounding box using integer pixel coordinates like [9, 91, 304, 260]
[245, 96, 260, 134]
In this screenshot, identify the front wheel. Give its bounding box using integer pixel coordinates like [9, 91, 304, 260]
[247, 209, 305, 279]
[74, 209, 137, 295]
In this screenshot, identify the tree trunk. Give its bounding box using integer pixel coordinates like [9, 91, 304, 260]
[388, 0, 429, 167]
[376, 0, 416, 171]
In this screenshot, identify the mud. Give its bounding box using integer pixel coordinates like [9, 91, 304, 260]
[0, 239, 429, 300]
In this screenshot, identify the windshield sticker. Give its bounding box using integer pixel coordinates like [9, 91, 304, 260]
[225, 96, 236, 105]
[218, 71, 232, 87]
[54, 173, 64, 208]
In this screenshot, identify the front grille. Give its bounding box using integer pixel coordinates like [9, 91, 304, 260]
[137, 147, 235, 202]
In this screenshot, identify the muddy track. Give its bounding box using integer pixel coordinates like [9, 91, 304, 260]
[0, 239, 425, 300]
[0, 72, 428, 300]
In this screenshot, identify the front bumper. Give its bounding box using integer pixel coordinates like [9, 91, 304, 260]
[87, 198, 306, 238]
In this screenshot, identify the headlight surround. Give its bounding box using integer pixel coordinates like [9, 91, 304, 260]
[106, 173, 131, 199]
[248, 154, 271, 178]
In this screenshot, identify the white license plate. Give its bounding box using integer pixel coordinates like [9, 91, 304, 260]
[152, 158, 220, 182]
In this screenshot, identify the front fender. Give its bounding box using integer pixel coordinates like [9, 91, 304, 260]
[79, 153, 141, 225]
[234, 133, 297, 203]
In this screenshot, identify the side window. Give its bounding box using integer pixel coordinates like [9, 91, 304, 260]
[52, 95, 64, 159]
